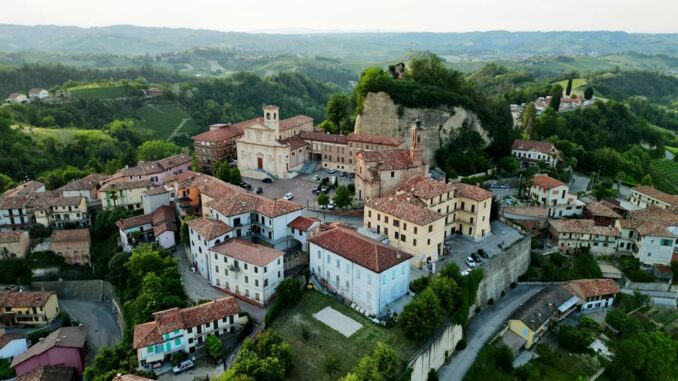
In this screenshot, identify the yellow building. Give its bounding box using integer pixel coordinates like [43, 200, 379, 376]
[30, 195, 89, 229]
[99, 180, 155, 210]
[364, 194, 445, 267]
[507, 284, 578, 349]
[396, 176, 493, 241]
[0, 291, 60, 326]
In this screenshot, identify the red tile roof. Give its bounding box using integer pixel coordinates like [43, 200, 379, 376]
[455, 182, 494, 202]
[347, 133, 403, 147]
[115, 214, 153, 230]
[0, 291, 55, 308]
[631, 186, 678, 206]
[192, 119, 252, 143]
[210, 239, 283, 267]
[186, 218, 233, 240]
[280, 135, 307, 150]
[617, 219, 674, 238]
[367, 194, 444, 226]
[16, 365, 75, 381]
[532, 175, 566, 190]
[358, 149, 418, 170]
[50, 228, 90, 243]
[207, 191, 303, 218]
[133, 297, 240, 349]
[0, 231, 26, 243]
[512, 139, 557, 154]
[2, 180, 44, 198]
[549, 219, 620, 237]
[0, 332, 25, 349]
[299, 131, 348, 144]
[629, 205, 678, 227]
[57, 174, 108, 192]
[566, 278, 619, 299]
[11, 326, 87, 368]
[397, 175, 456, 200]
[100, 180, 154, 192]
[279, 115, 313, 132]
[585, 201, 622, 219]
[309, 227, 412, 273]
[287, 216, 319, 231]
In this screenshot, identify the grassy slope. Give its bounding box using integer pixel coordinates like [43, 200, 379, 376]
[12, 124, 111, 144]
[651, 159, 678, 194]
[269, 290, 419, 381]
[137, 101, 201, 140]
[68, 84, 132, 99]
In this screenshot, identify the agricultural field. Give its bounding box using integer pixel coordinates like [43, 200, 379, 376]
[555, 78, 588, 95]
[651, 159, 678, 194]
[68, 84, 134, 99]
[12, 125, 112, 144]
[269, 290, 419, 381]
[137, 101, 201, 140]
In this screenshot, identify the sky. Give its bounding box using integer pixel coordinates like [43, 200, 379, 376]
[1, 0, 676, 33]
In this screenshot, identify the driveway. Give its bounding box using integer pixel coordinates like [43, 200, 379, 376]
[173, 245, 266, 323]
[438, 284, 544, 381]
[60, 299, 122, 363]
[158, 358, 224, 381]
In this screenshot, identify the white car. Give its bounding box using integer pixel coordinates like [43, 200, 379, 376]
[283, 192, 294, 200]
[173, 359, 194, 374]
[465, 256, 477, 268]
[327, 201, 335, 210]
[327, 168, 337, 174]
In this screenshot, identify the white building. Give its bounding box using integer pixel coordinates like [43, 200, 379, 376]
[512, 140, 559, 167]
[209, 239, 284, 306]
[0, 330, 28, 359]
[115, 206, 177, 252]
[548, 219, 620, 255]
[186, 218, 234, 278]
[565, 279, 619, 313]
[133, 297, 242, 369]
[28, 88, 49, 100]
[530, 175, 583, 218]
[142, 187, 173, 215]
[57, 174, 108, 204]
[309, 227, 412, 317]
[5, 93, 27, 103]
[616, 219, 676, 266]
[236, 105, 314, 179]
[628, 186, 678, 210]
[286, 216, 321, 253]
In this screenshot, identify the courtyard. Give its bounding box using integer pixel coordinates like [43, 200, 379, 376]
[269, 290, 419, 380]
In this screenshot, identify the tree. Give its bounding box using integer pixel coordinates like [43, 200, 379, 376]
[400, 288, 445, 340]
[584, 86, 594, 100]
[427, 368, 439, 381]
[137, 140, 180, 161]
[520, 102, 536, 132]
[351, 342, 402, 381]
[317, 193, 330, 208]
[565, 78, 573, 96]
[556, 324, 591, 353]
[549, 84, 563, 111]
[180, 215, 197, 244]
[333, 186, 352, 208]
[323, 354, 340, 380]
[429, 276, 459, 315]
[206, 334, 223, 362]
[325, 94, 352, 134]
[0, 173, 15, 193]
[640, 174, 653, 185]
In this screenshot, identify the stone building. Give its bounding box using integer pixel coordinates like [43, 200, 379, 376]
[50, 228, 91, 266]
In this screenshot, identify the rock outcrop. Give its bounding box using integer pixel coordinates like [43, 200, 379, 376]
[354, 92, 489, 163]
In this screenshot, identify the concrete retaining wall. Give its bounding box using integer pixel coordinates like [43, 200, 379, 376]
[31, 279, 125, 333]
[624, 279, 671, 292]
[408, 322, 463, 381]
[473, 235, 531, 310]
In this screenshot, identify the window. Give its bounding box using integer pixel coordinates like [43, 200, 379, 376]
[377, 214, 381, 221]
[337, 259, 340, 268]
[255, 279, 259, 287]
[385, 216, 389, 223]
[245, 275, 249, 283]
[215, 266, 219, 273]
[317, 251, 321, 259]
[264, 279, 269, 287]
[368, 210, 371, 218]
[427, 239, 431, 245]
[428, 225, 433, 233]
[393, 219, 399, 227]
[384, 227, 389, 236]
[414, 226, 417, 234]
[400, 234, 406, 242]
[413, 239, 417, 246]
[391, 171, 395, 178]
[394, 232, 399, 239]
[367, 274, 372, 285]
[471, 205, 475, 213]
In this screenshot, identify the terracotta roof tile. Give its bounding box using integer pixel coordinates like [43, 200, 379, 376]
[211, 239, 283, 267]
[367, 194, 444, 226]
[115, 214, 153, 230]
[16, 365, 75, 381]
[617, 219, 674, 238]
[287, 216, 319, 231]
[629, 206, 678, 227]
[512, 139, 557, 154]
[0, 231, 26, 243]
[279, 115, 313, 132]
[186, 218, 233, 240]
[397, 175, 456, 200]
[50, 228, 90, 243]
[279, 135, 307, 150]
[299, 131, 348, 144]
[585, 201, 622, 219]
[207, 191, 302, 218]
[549, 219, 620, 237]
[0, 291, 55, 308]
[455, 182, 494, 202]
[631, 186, 678, 206]
[57, 174, 108, 193]
[2, 181, 44, 198]
[566, 278, 620, 299]
[532, 175, 566, 190]
[310, 227, 412, 273]
[193, 120, 250, 143]
[100, 180, 154, 192]
[347, 133, 403, 146]
[358, 149, 418, 170]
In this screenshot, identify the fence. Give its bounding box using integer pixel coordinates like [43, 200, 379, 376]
[407, 321, 463, 381]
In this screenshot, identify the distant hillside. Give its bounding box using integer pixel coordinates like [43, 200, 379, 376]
[1, 24, 678, 59]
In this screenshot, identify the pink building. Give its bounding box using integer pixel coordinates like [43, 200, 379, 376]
[11, 326, 87, 377]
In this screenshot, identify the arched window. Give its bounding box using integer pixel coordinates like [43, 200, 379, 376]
[266, 112, 271, 120]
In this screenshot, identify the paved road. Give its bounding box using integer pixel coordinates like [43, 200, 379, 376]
[173, 245, 267, 323]
[438, 284, 544, 381]
[60, 299, 122, 363]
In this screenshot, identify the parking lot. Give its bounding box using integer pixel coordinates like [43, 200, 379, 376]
[413, 221, 524, 278]
[241, 168, 354, 209]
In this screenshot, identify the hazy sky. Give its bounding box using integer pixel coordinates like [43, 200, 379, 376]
[2, 0, 676, 33]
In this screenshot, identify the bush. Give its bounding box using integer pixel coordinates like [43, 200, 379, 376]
[427, 368, 439, 381]
[456, 339, 467, 351]
[265, 278, 302, 325]
[510, 282, 517, 289]
[487, 298, 494, 305]
[171, 351, 188, 366]
[301, 326, 310, 341]
[237, 312, 254, 341]
[409, 277, 431, 293]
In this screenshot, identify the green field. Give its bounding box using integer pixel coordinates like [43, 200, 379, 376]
[269, 290, 419, 380]
[68, 84, 133, 99]
[13, 125, 112, 144]
[555, 78, 588, 95]
[666, 146, 678, 155]
[137, 101, 201, 140]
[651, 159, 678, 194]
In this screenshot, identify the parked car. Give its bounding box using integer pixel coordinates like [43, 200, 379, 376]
[327, 200, 335, 210]
[312, 175, 321, 181]
[471, 253, 483, 263]
[349, 172, 355, 179]
[173, 359, 194, 374]
[312, 187, 320, 195]
[478, 248, 489, 258]
[253, 187, 263, 194]
[465, 256, 477, 268]
[283, 192, 294, 200]
[339, 171, 347, 177]
[321, 186, 329, 193]
[262, 178, 273, 183]
[328, 168, 337, 174]
[239, 182, 252, 190]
